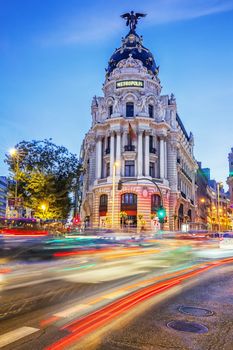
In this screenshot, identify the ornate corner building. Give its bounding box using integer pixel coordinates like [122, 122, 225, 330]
[80, 13, 197, 231]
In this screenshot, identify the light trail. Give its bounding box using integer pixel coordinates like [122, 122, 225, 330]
[44, 257, 233, 350]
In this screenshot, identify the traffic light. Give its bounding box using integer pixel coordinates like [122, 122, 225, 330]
[157, 206, 166, 224]
[118, 180, 123, 190]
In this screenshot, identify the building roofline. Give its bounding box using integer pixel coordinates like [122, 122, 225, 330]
[176, 113, 189, 141]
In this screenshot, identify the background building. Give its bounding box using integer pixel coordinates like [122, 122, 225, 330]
[227, 147, 233, 206]
[0, 176, 8, 217]
[195, 163, 210, 229]
[195, 163, 232, 231]
[80, 13, 197, 231]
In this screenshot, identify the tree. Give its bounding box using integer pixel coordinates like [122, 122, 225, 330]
[6, 139, 81, 219]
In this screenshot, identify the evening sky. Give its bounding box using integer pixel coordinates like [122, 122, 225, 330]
[0, 0, 233, 185]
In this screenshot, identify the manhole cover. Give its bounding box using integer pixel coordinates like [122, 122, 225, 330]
[178, 306, 214, 317]
[167, 320, 208, 333]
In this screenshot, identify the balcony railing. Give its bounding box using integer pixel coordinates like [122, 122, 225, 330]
[150, 147, 157, 154]
[124, 145, 136, 152]
[105, 148, 110, 155]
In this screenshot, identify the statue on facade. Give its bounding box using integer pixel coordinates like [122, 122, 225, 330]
[121, 11, 146, 33]
[169, 93, 176, 105]
[156, 99, 165, 121]
[139, 94, 147, 113]
[113, 96, 120, 114]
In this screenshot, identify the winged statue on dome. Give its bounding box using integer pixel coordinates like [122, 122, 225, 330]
[121, 11, 146, 32]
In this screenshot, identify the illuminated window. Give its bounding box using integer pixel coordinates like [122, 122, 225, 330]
[126, 102, 134, 118]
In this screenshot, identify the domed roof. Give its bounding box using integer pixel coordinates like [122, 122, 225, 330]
[106, 31, 159, 77]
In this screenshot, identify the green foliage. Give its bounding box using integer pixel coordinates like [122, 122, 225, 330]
[5, 139, 81, 219]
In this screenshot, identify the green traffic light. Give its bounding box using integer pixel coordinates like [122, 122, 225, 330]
[157, 206, 166, 219]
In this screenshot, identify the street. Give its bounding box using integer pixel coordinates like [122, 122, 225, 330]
[1, 234, 233, 349]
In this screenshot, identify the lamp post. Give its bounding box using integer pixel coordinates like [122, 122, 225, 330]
[9, 148, 20, 213]
[112, 162, 119, 229]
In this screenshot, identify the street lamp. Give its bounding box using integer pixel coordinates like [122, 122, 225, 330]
[41, 204, 46, 219]
[9, 148, 20, 212]
[112, 161, 120, 229]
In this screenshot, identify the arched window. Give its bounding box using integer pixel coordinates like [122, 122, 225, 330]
[99, 194, 108, 215]
[126, 102, 134, 118]
[187, 209, 192, 222]
[151, 194, 161, 213]
[121, 193, 137, 210]
[148, 104, 154, 118]
[178, 204, 184, 218]
[108, 105, 113, 118]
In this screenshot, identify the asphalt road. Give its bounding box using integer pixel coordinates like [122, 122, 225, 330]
[97, 265, 233, 350]
[1, 236, 233, 349]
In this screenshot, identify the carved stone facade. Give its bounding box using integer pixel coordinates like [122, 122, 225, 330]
[80, 23, 197, 231]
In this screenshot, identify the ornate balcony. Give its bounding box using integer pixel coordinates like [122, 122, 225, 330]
[149, 147, 157, 154]
[124, 145, 136, 152]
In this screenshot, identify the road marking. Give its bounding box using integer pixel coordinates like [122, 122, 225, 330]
[54, 304, 89, 318]
[0, 326, 39, 348]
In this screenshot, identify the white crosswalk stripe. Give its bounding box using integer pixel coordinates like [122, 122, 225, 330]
[0, 326, 39, 348]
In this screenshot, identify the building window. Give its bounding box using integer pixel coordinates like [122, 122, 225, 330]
[99, 194, 108, 215]
[105, 136, 111, 154]
[125, 160, 135, 177]
[149, 135, 153, 149]
[108, 105, 113, 118]
[106, 162, 110, 177]
[126, 102, 134, 118]
[148, 104, 154, 118]
[151, 194, 161, 213]
[149, 162, 155, 178]
[121, 193, 137, 205]
[149, 135, 156, 154]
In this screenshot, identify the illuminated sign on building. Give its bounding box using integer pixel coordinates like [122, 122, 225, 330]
[116, 80, 144, 89]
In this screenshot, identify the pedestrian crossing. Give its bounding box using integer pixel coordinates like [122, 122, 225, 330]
[0, 327, 39, 348]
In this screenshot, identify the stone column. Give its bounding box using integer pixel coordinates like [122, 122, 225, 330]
[110, 132, 115, 176]
[159, 138, 165, 179]
[116, 132, 121, 176]
[167, 136, 179, 230]
[164, 140, 168, 179]
[137, 131, 143, 177]
[145, 133, 150, 176]
[96, 137, 102, 179]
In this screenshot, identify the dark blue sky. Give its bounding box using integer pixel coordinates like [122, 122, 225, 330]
[1, 0, 233, 185]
